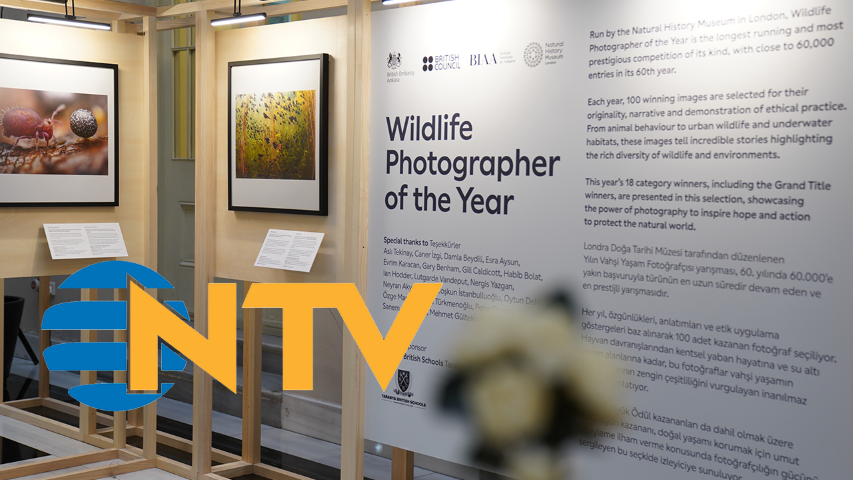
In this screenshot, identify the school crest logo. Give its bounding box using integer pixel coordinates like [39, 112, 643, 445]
[394, 369, 414, 397]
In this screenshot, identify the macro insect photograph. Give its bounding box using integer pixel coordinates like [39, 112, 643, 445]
[234, 90, 316, 181]
[0, 86, 109, 175]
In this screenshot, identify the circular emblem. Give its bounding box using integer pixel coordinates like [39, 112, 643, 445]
[42, 261, 184, 412]
[387, 52, 402, 69]
[524, 42, 543, 67]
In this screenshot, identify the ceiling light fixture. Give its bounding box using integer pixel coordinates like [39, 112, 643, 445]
[27, 0, 111, 31]
[381, 0, 416, 5]
[211, 0, 267, 26]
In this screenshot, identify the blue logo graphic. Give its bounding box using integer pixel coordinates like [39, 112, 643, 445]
[42, 261, 188, 411]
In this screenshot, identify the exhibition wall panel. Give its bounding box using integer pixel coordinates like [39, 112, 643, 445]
[213, 17, 350, 283]
[365, 0, 852, 478]
[0, 19, 150, 277]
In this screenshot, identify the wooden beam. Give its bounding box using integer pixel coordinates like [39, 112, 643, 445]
[111, 19, 126, 33]
[39, 459, 154, 480]
[140, 18, 160, 459]
[158, 0, 348, 18]
[201, 474, 231, 480]
[0, 404, 113, 449]
[143, 14, 158, 271]
[0, 278, 4, 406]
[342, 1, 371, 480]
[118, 449, 143, 461]
[254, 464, 317, 480]
[392, 448, 414, 480]
[242, 282, 262, 464]
[79, 289, 98, 437]
[155, 456, 196, 479]
[0, 449, 118, 480]
[0, 0, 120, 21]
[211, 461, 254, 477]
[42, 397, 113, 427]
[114, 289, 127, 449]
[38, 275, 50, 399]
[192, 8, 216, 477]
[4, 398, 41, 409]
[27, 0, 154, 17]
[128, 407, 143, 427]
[143, 400, 157, 459]
[242, 0, 346, 19]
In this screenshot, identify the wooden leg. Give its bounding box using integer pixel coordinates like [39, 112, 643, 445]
[0, 278, 4, 404]
[129, 408, 143, 427]
[392, 448, 414, 480]
[241, 282, 262, 464]
[79, 289, 98, 437]
[38, 276, 50, 399]
[113, 288, 127, 449]
[343, 1, 371, 479]
[193, 8, 216, 476]
[143, 400, 157, 459]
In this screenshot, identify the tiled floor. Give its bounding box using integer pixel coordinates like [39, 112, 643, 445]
[3, 357, 459, 480]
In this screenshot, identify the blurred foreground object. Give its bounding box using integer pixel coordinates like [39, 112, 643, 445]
[441, 292, 620, 480]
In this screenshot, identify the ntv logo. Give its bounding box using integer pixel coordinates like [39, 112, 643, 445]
[43, 261, 440, 411]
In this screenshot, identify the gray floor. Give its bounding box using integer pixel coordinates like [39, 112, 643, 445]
[4, 357, 458, 480]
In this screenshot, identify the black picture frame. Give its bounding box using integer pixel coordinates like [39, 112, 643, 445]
[228, 54, 329, 216]
[0, 53, 119, 207]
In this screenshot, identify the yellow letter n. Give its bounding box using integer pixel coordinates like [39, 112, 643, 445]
[128, 282, 237, 393]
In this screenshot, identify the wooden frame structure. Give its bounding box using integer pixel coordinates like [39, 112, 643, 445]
[0, 3, 160, 478]
[0, 0, 423, 479]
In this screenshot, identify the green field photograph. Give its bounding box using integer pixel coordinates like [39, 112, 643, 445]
[235, 90, 316, 180]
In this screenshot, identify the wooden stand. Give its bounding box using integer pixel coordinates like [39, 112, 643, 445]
[0, 1, 160, 476]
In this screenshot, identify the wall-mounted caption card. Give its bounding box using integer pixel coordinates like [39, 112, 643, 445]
[44, 223, 128, 260]
[254, 229, 324, 273]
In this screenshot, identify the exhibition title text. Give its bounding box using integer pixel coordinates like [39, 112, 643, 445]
[384, 113, 561, 215]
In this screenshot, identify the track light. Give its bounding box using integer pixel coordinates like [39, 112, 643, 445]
[382, 0, 415, 4]
[27, 15, 111, 30]
[211, 0, 266, 26]
[28, 0, 111, 31]
[211, 12, 267, 26]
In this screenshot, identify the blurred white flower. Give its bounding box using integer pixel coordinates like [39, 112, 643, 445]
[456, 314, 521, 366]
[507, 447, 562, 480]
[561, 351, 620, 423]
[467, 362, 552, 446]
[515, 309, 579, 379]
[442, 291, 623, 478]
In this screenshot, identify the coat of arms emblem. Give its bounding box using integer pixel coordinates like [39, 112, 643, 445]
[394, 369, 414, 397]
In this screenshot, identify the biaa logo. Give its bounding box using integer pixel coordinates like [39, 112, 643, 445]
[43, 261, 441, 411]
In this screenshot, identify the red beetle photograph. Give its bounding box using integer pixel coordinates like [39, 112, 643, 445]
[0, 86, 109, 175]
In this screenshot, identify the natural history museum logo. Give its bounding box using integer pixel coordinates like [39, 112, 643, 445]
[43, 260, 441, 411]
[524, 42, 544, 67]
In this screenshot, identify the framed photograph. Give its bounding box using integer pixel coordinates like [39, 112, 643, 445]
[0, 54, 118, 207]
[228, 54, 329, 215]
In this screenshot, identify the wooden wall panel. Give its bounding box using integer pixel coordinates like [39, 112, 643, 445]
[0, 19, 148, 278]
[212, 17, 349, 284]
